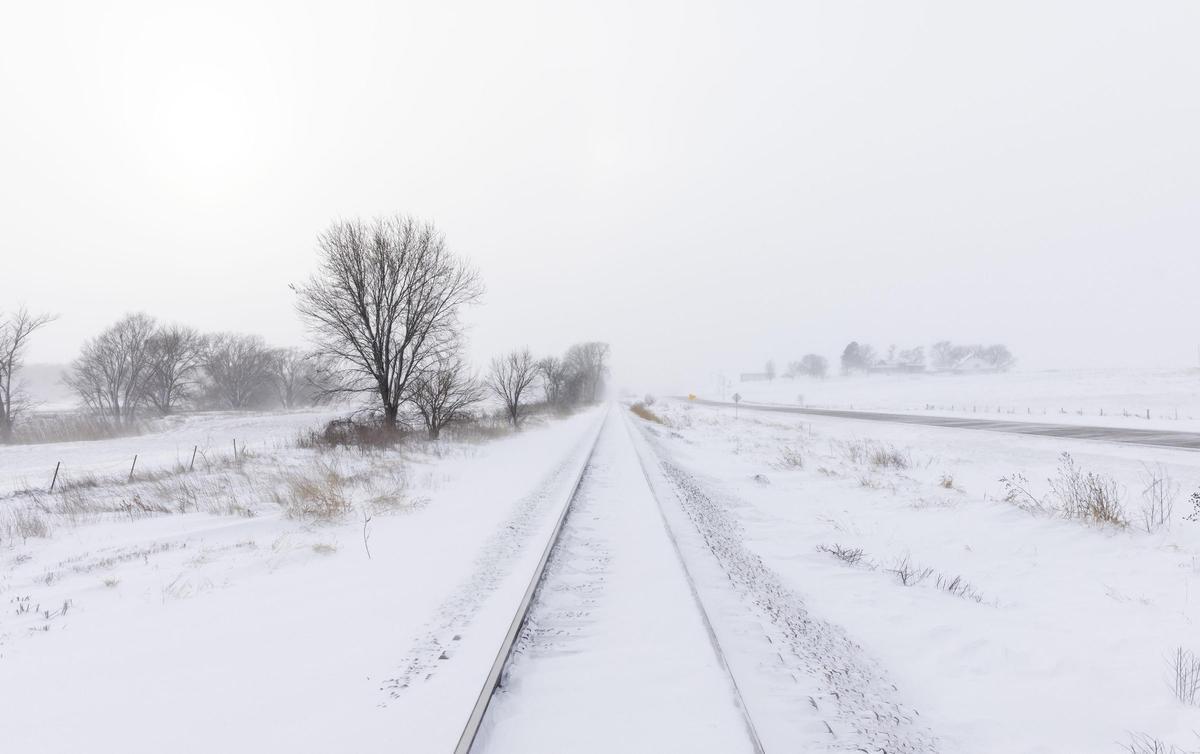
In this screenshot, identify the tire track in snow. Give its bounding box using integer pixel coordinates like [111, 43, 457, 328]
[633, 421, 940, 753]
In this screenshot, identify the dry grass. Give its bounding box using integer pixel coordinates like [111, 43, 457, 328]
[5, 412, 161, 445]
[1171, 647, 1200, 706]
[273, 462, 353, 520]
[834, 438, 912, 471]
[1050, 453, 1127, 527]
[775, 446, 804, 469]
[817, 543, 865, 565]
[630, 402, 666, 425]
[1001, 454, 1129, 528]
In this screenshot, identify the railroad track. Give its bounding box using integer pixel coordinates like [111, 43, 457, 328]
[452, 407, 765, 754]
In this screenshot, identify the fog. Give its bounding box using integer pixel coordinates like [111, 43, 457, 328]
[2, 0, 1198, 390]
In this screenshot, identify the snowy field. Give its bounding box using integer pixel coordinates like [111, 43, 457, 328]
[0, 407, 605, 753]
[8, 396, 1200, 753]
[706, 368, 1200, 431]
[0, 408, 343, 495]
[638, 398, 1200, 752]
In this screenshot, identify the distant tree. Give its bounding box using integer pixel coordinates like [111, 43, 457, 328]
[931, 341, 1014, 371]
[538, 356, 570, 407]
[765, 360, 776, 382]
[564, 341, 610, 403]
[931, 340, 968, 369]
[144, 324, 205, 415]
[294, 215, 483, 430]
[203, 333, 274, 409]
[65, 313, 157, 425]
[897, 346, 925, 368]
[0, 308, 56, 442]
[410, 347, 484, 439]
[799, 353, 828, 378]
[841, 341, 877, 374]
[979, 344, 1016, 371]
[487, 348, 539, 427]
[268, 347, 315, 409]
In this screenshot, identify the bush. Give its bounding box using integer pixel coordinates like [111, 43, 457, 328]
[298, 417, 411, 450]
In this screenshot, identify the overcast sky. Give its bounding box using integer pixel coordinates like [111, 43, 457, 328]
[2, 1, 1198, 390]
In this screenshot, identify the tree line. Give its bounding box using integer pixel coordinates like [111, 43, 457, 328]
[1, 214, 610, 444]
[295, 215, 608, 439]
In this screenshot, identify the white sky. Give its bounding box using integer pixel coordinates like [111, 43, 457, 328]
[2, 1, 1198, 389]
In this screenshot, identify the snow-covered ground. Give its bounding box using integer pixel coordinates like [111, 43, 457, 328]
[10, 395, 1200, 753]
[0, 408, 343, 495]
[0, 407, 604, 753]
[705, 368, 1200, 431]
[637, 398, 1200, 752]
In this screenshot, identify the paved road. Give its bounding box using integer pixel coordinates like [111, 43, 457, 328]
[686, 398, 1200, 450]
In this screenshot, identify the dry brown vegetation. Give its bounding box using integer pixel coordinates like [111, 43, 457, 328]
[630, 402, 666, 425]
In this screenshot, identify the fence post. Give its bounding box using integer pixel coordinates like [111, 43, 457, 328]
[49, 461, 61, 493]
[189, 445, 198, 471]
[128, 454, 138, 482]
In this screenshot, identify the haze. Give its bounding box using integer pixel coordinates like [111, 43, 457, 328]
[2, 1, 1198, 389]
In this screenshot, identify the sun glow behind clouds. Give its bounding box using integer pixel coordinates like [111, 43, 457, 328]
[113, 5, 289, 196]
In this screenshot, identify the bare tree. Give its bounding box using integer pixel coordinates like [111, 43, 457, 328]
[0, 308, 56, 442]
[268, 347, 314, 409]
[487, 348, 539, 427]
[144, 324, 205, 415]
[203, 333, 274, 409]
[410, 348, 484, 439]
[294, 215, 482, 430]
[538, 355, 570, 407]
[564, 341, 610, 403]
[65, 313, 157, 425]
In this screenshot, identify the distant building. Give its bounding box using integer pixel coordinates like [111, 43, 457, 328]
[866, 361, 925, 375]
[739, 372, 770, 382]
[950, 352, 994, 372]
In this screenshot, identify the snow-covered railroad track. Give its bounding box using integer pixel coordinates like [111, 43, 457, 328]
[460, 407, 764, 754]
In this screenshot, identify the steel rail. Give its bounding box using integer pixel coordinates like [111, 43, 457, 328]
[622, 412, 768, 754]
[452, 412, 607, 754]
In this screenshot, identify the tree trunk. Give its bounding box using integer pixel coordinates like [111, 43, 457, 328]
[383, 404, 399, 431]
[428, 424, 440, 440]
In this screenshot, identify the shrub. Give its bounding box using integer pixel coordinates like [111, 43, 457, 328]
[297, 417, 411, 450]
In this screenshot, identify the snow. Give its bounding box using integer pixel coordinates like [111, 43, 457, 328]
[0, 408, 344, 495]
[1, 407, 604, 753]
[639, 398, 1200, 752]
[10, 391, 1200, 752]
[476, 413, 757, 753]
[705, 367, 1200, 432]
